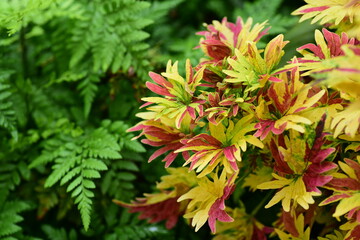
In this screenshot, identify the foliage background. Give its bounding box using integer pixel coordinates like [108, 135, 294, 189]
[0, 0, 317, 239]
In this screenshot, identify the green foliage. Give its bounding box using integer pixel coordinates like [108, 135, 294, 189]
[234, 0, 297, 35]
[100, 120, 144, 201]
[0, 189, 30, 238]
[0, 0, 310, 239]
[0, 0, 83, 36]
[29, 119, 123, 230]
[0, 132, 33, 192]
[42, 225, 77, 240]
[0, 0, 189, 237]
[67, 0, 152, 74]
[101, 205, 173, 240]
[0, 71, 17, 139]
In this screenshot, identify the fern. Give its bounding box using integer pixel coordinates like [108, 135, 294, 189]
[30, 119, 122, 231]
[68, 0, 152, 78]
[0, 158, 30, 191]
[98, 206, 172, 240]
[41, 225, 77, 240]
[143, 0, 184, 23]
[0, 189, 30, 238]
[77, 74, 99, 118]
[0, 133, 33, 193]
[39, 0, 155, 118]
[106, 225, 171, 240]
[0, 0, 84, 35]
[101, 158, 138, 201]
[234, 0, 297, 35]
[100, 120, 144, 200]
[0, 71, 17, 139]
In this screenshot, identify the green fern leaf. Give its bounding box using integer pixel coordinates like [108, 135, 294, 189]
[0, 71, 17, 139]
[0, 0, 84, 35]
[117, 172, 136, 181]
[82, 169, 101, 179]
[66, 176, 83, 192]
[117, 161, 139, 172]
[42, 225, 78, 240]
[74, 188, 93, 231]
[101, 159, 138, 200]
[65, 0, 153, 81]
[0, 189, 30, 238]
[0, 154, 30, 191]
[44, 156, 78, 188]
[81, 159, 108, 171]
[143, 0, 184, 21]
[123, 138, 146, 153]
[77, 74, 99, 119]
[30, 120, 123, 231]
[233, 0, 297, 35]
[60, 166, 81, 186]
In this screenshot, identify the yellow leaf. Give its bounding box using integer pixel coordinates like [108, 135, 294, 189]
[245, 135, 264, 149]
[209, 122, 227, 143]
[333, 193, 360, 217]
[338, 161, 357, 179]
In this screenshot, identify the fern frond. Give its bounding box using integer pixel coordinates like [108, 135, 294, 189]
[99, 120, 144, 200]
[0, 0, 84, 35]
[30, 120, 123, 231]
[234, 0, 297, 35]
[77, 74, 99, 119]
[0, 71, 17, 139]
[0, 138, 31, 191]
[0, 162, 23, 191]
[102, 120, 146, 153]
[101, 158, 138, 201]
[0, 189, 30, 238]
[143, 0, 184, 22]
[42, 224, 78, 240]
[90, 206, 171, 240]
[67, 0, 152, 80]
[45, 156, 78, 188]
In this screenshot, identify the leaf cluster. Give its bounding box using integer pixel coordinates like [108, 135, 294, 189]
[0, 0, 315, 239]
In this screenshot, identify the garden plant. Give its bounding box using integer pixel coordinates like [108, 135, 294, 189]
[0, 0, 359, 239]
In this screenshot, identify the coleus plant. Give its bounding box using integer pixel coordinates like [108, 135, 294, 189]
[115, 0, 360, 239]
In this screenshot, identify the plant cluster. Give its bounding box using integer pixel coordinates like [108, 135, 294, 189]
[119, 0, 360, 239]
[0, 0, 191, 239]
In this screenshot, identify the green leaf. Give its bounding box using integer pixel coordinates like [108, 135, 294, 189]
[42, 225, 78, 240]
[0, 189, 30, 238]
[82, 169, 101, 179]
[76, 191, 92, 231]
[82, 159, 108, 171]
[77, 74, 99, 119]
[118, 161, 139, 171]
[0, 71, 17, 139]
[45, 157, 78, 188]
[123, 139, 146, 153]
[117, 172, 136, 181]
[60, 167, 82, 185]
[66, 176, 82, 192]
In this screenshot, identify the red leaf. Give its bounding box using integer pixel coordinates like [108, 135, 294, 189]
[208, 184, 235, 233]
[149, 72, 172, 88]
[146, 82, 173, 97]
[345, 158, 360, 181]
[113, 197, 184, 229]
